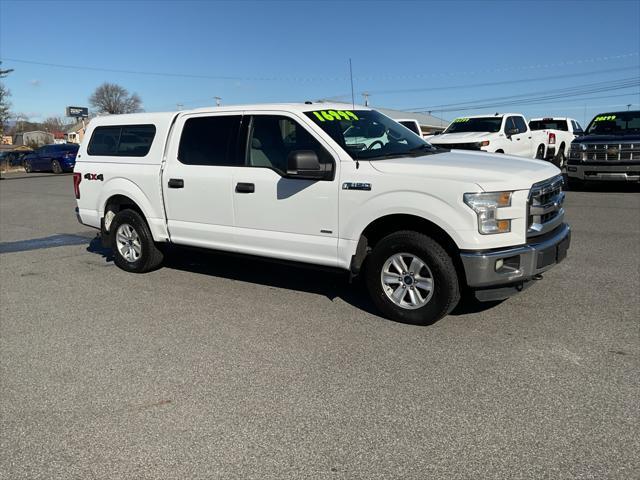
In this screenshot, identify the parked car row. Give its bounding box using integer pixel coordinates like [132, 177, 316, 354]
[427, 112, 583, 168]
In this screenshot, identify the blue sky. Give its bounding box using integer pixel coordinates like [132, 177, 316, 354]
[1, 0, 639, 124]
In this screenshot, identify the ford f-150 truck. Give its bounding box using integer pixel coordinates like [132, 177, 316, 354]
[529, 117, 584, 169]
[567, 110, 640, 185]
[429, 113, 555, 160]
[74, 104, 570, 324]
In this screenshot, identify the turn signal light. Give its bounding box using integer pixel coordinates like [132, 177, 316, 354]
[73, 172, 81, 199]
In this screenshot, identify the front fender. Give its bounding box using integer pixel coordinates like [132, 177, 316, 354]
[342, 190, 476, 249]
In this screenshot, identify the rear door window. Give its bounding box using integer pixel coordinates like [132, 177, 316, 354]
[178, 115, 242, 166]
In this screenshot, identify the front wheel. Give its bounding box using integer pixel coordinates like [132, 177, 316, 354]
[24, 161, 32, 173]
[364, 231, 460, 325]
[535, 145, 545, 159]
[110, 209, 164, 273]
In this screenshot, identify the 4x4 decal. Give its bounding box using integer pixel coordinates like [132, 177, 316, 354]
[84, 173, 104, 181]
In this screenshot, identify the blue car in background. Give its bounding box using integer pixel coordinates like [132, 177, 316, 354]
[23, 144, 79, 174]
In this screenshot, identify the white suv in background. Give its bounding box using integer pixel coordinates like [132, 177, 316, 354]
[429, 113, 554, 160]
[529, 117, 584, 168]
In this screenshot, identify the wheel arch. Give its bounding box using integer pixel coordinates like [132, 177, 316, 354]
[351, 213, 465, 284]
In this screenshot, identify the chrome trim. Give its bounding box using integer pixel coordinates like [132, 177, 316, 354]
[527, 175, 565, 239]
[460, 223, 570, 288]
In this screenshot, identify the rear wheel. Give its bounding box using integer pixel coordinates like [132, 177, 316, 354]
[110, 209, 164, 273]
[364, 231, 460, 325]
[51, 160, 62, 174]
[554, 149, 566, 169]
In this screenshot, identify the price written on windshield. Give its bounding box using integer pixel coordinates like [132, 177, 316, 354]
[312, 110, 359, 122]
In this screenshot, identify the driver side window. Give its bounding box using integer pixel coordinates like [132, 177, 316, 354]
[246, 115, 333, 175]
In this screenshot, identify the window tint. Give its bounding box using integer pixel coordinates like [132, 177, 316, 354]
[178, 115, 242, 166]
[529, 119, 568, 131]
[88, 125, 155, 157]
[513, 116, 528, 133]
[247, 115, 333, 174]
[399, 121, 421, 135]
[572, 120, 584, 133]
[504, 117, 516, 132]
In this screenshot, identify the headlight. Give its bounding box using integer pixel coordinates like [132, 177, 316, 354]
[475, 140, 490, 148]
[463, 191, 513, 234]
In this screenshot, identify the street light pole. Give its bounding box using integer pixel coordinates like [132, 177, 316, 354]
[214, 97, 222, 107]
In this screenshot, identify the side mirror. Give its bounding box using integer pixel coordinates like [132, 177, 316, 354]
[506, 127, 519, 137]
[287, 150, 326, 180]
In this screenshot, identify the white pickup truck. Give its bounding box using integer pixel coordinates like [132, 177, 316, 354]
[528, 117, 584, 168]
[429, 113, 555, 160]
[74, 104, 570, 324]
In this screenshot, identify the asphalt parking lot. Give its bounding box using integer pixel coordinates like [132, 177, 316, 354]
[0, 172, 638, 479]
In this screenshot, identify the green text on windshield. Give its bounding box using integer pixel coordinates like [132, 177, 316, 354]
[305, 109, 437, 160]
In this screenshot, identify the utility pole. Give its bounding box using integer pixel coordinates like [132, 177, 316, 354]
[176, 103, 183, 110]
[628, 104, 632, 111]
[362, 92, 370, 107]
[214, 97, 222, 107]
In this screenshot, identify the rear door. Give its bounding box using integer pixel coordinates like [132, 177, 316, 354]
[162, 112, 243, 249]
[35, 146, 51, 170]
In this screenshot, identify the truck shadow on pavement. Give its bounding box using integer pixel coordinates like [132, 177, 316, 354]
[87, 238, 500, 325]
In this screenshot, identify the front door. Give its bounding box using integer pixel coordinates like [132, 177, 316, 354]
[232, 112, 340, 267]
[162, 112, 243, 250]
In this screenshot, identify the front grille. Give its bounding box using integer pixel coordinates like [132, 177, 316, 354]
[435, 142, 481, 151]
[569, 142, 640, 162]
[527, 175, 565, 239]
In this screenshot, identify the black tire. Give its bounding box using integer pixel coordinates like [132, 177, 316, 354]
[24, 161, 32, 173]
[52, 160, 62, 174]
[364, 231, 460, 325]
[554, 149, 566, 169]
[566, 176, 582, 191]
[495, 150, 504, 154]
[110, 209, 164, 273]
[535, 145, 545, 160]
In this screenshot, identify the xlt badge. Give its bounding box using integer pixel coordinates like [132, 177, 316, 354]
[342, 182, 371, 191]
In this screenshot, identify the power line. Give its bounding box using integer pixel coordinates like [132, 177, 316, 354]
[2, 52, 638, 83]
[405, 77, 640, 112]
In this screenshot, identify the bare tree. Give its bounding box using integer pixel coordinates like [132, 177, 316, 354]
[0, 61, 14, 78]
[0, 83, 11, 135]
[89, 83, 142, 115]
[41, 116, 68, 133]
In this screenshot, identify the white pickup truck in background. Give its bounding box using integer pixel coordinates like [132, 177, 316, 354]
[74, 104, 569, 325]
[429, 113, 557, 160]
[528, 117, 584, 168]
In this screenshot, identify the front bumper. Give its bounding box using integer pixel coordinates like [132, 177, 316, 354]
[460, 223, 571, 299]
[566, 163, 640, 182]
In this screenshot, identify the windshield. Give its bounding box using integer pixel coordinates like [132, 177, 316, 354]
[305, 109, 437, 160]
[444, 117, 503, 133]
[585, 112, 640, 135]
[529, 119, 568, 131]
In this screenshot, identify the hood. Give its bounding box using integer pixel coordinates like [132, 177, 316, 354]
[573, 133, 640, 144]
[369, 150, 560, 191]
[429, 131, 496, 144]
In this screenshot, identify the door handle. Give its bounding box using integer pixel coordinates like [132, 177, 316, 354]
[168, 178, 184, 188]
[235, 182, 255, 193]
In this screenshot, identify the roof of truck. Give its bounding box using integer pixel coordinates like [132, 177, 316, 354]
[86, 103, 377, 126]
